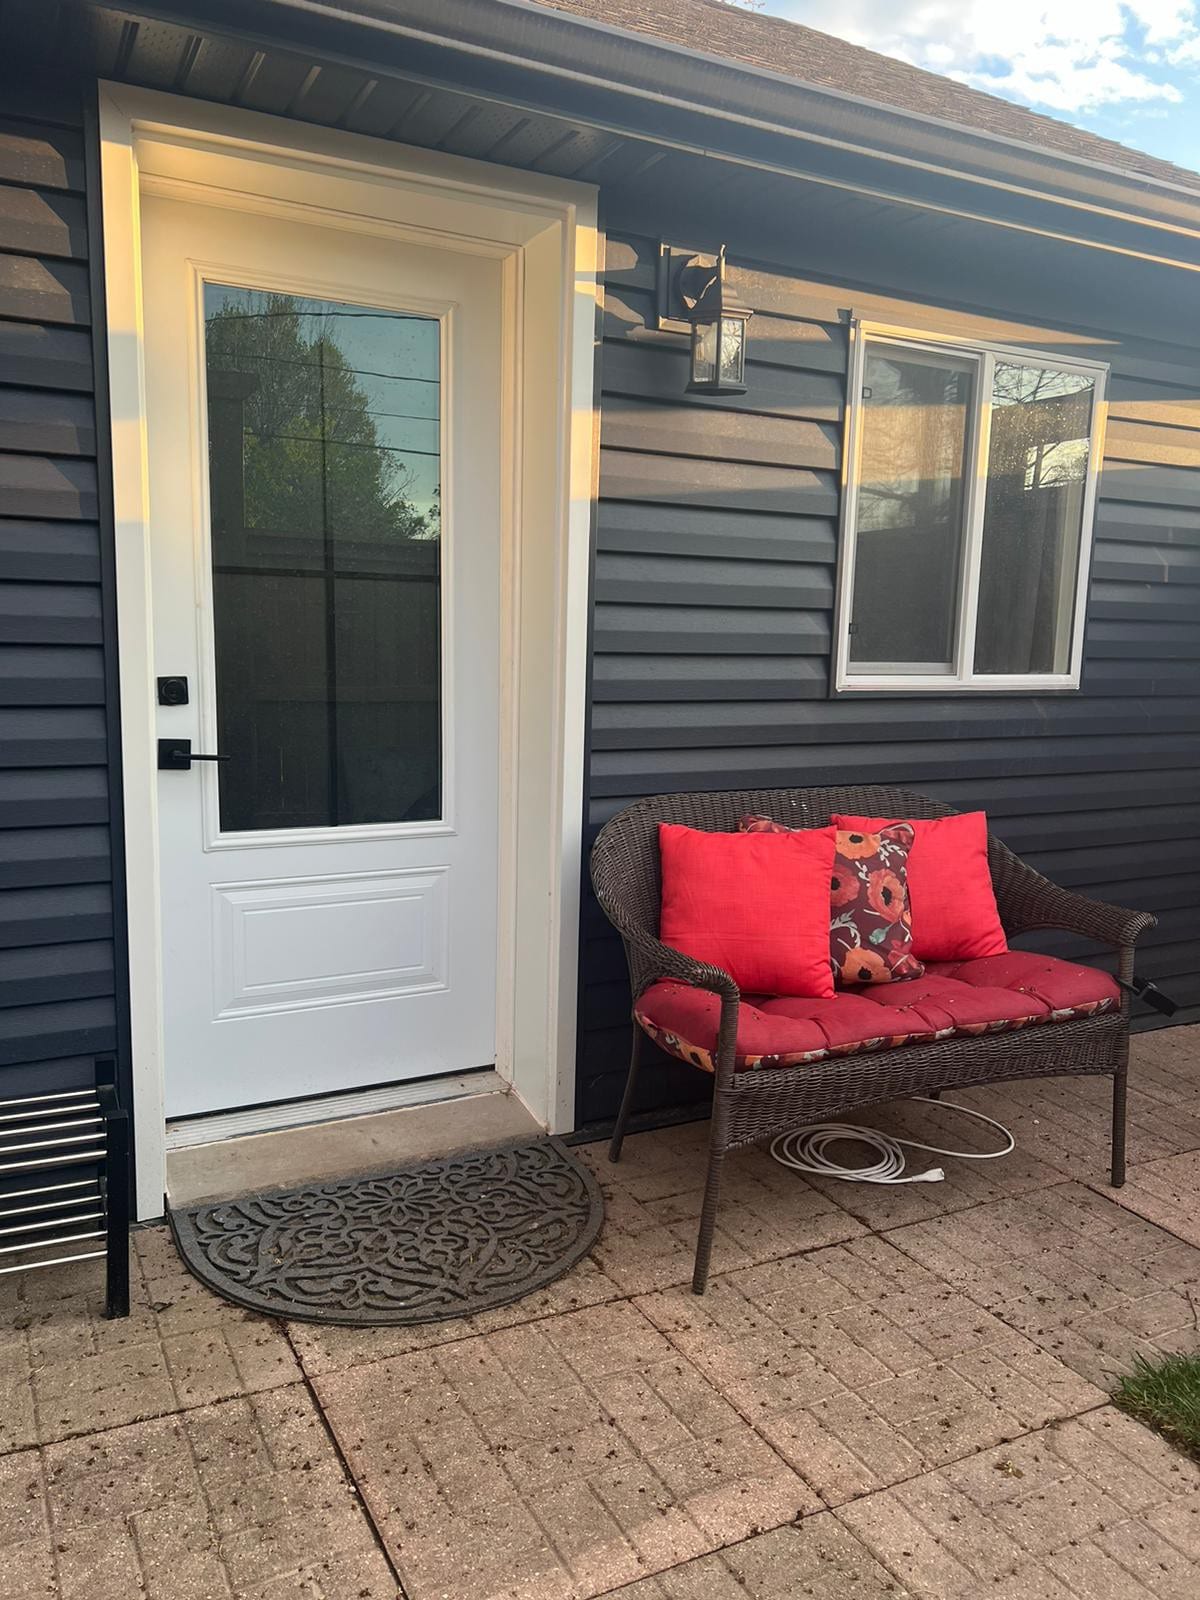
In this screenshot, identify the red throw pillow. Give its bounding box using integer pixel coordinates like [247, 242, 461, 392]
[658, 823, 837, 998]
[832, 811, 1008, 962]
[741, 817, 925, 986]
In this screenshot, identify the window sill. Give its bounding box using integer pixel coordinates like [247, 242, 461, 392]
[835, 674, 1082, 695]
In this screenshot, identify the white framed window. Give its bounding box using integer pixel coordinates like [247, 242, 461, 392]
[835, 322, 1108, 692]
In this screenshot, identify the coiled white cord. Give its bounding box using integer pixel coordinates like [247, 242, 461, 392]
[769, 1096, 1015, 1185]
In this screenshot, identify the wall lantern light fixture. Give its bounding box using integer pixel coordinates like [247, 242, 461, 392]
[657, 242, 752, 394]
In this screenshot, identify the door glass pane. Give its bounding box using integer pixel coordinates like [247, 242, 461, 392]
[203, 284, 441, 830]
[849, 346, 975, 673]
[974, 363, 1094, 676]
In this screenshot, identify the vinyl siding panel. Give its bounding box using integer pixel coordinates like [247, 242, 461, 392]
[0, 117, 86, 190]
[0, 320, 93, 390]
[0, 254, 90, 324]
[0, 94, 120, 1103]
[577, 226, 1200, 1127]
[0, 386, 97, 454]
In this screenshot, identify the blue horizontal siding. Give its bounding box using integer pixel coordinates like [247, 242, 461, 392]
[0, 98, 120, 1102]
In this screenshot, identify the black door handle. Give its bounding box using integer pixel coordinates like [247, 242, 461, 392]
[157, 738, 230, 771]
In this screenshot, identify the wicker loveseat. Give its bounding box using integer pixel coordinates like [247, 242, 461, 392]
[590, 785, 1156, 1293]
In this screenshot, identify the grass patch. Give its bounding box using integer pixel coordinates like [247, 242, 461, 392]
[1112, 1351, 1200, 1461]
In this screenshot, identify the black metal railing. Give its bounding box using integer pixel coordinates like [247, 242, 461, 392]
[0, 1056, 130, 1318]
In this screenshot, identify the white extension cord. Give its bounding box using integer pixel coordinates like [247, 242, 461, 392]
[769, 1096, 1015, 1185]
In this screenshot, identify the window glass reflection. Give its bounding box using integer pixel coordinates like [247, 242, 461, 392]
[850, 348, 975, 670]
[204, 285, 442, 829]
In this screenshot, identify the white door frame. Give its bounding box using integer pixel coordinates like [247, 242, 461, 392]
[98, 84, 600, 1218]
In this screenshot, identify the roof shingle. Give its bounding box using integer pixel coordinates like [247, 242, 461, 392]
[530, 0, 1200, 193]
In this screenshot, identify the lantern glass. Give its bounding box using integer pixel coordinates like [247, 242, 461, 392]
[719, 312, 746, 386]
[690, 319, 719, 387]
[689, 312, 748, 392]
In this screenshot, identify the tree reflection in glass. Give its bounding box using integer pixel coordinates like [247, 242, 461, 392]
[975, 363, 1094, 675]
[204, 285, 442, 830]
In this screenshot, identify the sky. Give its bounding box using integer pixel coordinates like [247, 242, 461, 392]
[748, 1, 1200, 175]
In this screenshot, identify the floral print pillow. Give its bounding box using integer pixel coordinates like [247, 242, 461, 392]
[739, 817, 925, 986]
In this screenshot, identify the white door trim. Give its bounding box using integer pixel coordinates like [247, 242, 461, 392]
[98, 84, 599, 1218]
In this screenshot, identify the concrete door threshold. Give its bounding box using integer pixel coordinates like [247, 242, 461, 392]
[165, 1088, 543, 1207]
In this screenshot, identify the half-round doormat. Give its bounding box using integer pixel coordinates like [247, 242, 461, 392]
[168, 1137, 604, 1326]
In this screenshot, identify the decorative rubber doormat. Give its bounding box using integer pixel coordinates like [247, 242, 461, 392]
[168, 1138, 604, 1326]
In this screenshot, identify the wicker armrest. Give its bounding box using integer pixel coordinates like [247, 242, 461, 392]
[1007, 884, 1155, 948]
[590, 885, 737, 1002]
[620, 921, 740, 1002]
[995, 853, 1156, 950]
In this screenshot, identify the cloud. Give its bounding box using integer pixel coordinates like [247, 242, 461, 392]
[965, 42, 1184, 111]
[765, 0, 1200, 113]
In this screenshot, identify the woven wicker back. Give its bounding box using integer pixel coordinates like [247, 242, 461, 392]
[590, 784, 972, 996]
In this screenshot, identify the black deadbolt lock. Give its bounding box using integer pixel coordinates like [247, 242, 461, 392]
[157, 675, 189, 706]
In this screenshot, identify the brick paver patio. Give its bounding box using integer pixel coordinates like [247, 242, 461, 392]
[3, 1025, 1200, 1598]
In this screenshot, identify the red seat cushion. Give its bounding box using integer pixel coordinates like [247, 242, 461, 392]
[925, 952, 1123, 1019]
[658, 822, 837, 998]
[833, 811, 1008, 963]
[634, 952, 1120, 1072]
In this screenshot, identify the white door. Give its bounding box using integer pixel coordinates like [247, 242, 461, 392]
[141, 193, 502, 1119]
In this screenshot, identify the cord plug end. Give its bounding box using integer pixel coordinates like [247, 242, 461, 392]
[914, 1166, 946, 1183]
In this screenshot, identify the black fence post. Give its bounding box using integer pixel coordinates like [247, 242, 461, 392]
[97, 1056, 131, 1319]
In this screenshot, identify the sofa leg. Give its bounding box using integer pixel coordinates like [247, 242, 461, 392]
[692, 1145, 725, 1295]
[1110, 1067, 1127, 1188]
[609, 1026, 646, 1164]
